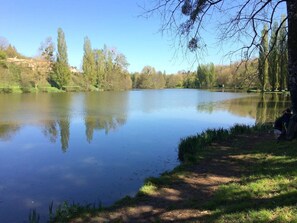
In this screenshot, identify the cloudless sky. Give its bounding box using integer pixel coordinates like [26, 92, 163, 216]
[0, 0, 276, 73]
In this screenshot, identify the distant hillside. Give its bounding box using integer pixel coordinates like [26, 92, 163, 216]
[0, 57, 51, 88]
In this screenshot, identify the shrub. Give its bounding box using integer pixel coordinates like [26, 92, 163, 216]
[0, 87, 13, 94]
[178, 124, 270, 162]
[0, 50, 7, 60]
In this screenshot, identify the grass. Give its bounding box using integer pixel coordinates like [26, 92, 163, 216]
[202, 130, 297, 222]
[178, 123, 271, 162]
[0, 85, 63, 93]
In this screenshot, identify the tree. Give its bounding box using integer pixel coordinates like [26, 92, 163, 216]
[166, 74, 183, 88]
[94, 49, 106, 89]
[146, 0, 297, 114]
[39, 37, 55, 62]
[269, 22, 280, 91]
[138, 66, 156, 89]
[82, 36, 96, 90]
[57, 28, 68, 65]
[92, 45, 131, 91]
[258, 25, 269, 92]
[182, 71, 198, 88]
[51, 28, 70, 89]
[197, 63, 216, 88]
[278, 14, 288, 91]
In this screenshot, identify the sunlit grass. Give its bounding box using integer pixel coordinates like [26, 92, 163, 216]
[203, 131, 297, 223]
[138, 182, 158, 196]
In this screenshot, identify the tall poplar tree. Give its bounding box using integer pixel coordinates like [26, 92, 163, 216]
[258, 25, 269, 92]
[51, 28, 70, 89]
[269, 22, 280, 91]
[82, 36, 96, 90]
[278, 15, 288, 91]
[94, 49, 106, 90]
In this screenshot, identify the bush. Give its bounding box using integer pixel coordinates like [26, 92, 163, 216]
[0, 50, 7, 60]
[0, 87, 13, 94]
[20, 81, 34, 93]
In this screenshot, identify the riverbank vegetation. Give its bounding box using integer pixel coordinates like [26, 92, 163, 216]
[0, 14, 289, 94]
[33, 123, 297, 222]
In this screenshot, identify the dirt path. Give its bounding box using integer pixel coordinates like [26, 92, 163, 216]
[71, 133, 271, 223]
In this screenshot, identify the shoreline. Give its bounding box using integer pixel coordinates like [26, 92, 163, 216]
[48, 124, 297, 222]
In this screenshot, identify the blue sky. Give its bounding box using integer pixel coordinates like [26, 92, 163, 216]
[0, 0, 279, 74]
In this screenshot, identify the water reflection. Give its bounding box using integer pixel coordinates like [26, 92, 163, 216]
[84, 92, 128, 142]
[0, 92, 128, 152]
[0, 92, 292, 149]
[197, 93, 291, 124]
[0, 124, 20, 140]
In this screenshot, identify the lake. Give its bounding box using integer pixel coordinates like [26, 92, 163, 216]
[0, 89, 291, 222]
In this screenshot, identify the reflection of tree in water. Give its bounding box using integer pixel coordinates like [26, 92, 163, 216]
[0, 93, 71, 151]
[256, 93, 291, 124]
[0, 123, 20, 140]
[42, 121, 58, 143]
[84, 92, 128, 143]
[58, 119, 70, 152]
[42, 93, 71, 152]
[85, 116, 126, 142]
[42, 119, 69, 152]
[197, 93, 291, 123]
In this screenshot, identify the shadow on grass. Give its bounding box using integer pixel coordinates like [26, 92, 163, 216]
[202, 136, 297, 222]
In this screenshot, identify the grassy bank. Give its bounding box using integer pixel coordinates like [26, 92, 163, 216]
[35, 124, 297, 222]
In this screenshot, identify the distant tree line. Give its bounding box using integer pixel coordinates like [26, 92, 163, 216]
[0, 22, 288, 93]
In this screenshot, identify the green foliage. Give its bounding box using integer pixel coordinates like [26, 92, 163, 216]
[82, 36, 96, 90]
[4, 44, 25, 58]
[197, 63, 216, 88]
[268, 22, 280, 91]
[93, 49, 105, 89]
[0, 50, 7, 59]
[51, 28, 71, 89]
[178, 124, 271, 162]
[56, 28, 68, 64]
[178, 127, 231, 162]
[258, 24, 269, 92]
[166, 74, 183, 88]
[138, 182, 157, 196]
[92, 46, 131, 91]
[278, 15, 288, 91]
[51, 201, 103, 222]
[0, 87, 13, 93]
[134, 66, 166, 89]
[204, 137, 297, 223]
[50, 61, 71, 89]
[182, 72, 198, 88]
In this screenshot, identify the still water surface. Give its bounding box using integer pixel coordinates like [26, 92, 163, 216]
[0, 89, 291, 222]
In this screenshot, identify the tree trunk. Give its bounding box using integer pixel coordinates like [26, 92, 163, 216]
[286, 0, 297, 140]
[287, 1, 297, 114]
